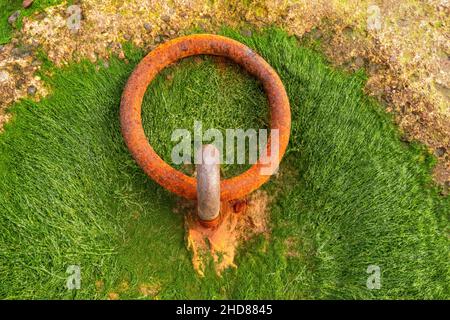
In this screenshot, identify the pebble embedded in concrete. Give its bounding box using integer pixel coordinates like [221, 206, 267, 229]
[27, 85, 37, 96]
[161, 15, 171, 23]
[8, 11, 20, 25]
[435, 147, 446, 157]
[143, 22, 152, 32]
[23, 0, 34, 9]
[0, 71, 10, 83]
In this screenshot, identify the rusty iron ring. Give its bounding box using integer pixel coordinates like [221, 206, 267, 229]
[120, 34, 291, 201]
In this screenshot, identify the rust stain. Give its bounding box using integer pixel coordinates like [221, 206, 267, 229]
[185, 190, 270, 276]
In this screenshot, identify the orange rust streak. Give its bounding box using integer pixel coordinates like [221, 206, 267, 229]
[186, 201, 239, 276]
[185, 191, 269, 276]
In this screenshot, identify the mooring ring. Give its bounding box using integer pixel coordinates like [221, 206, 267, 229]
[120, 34, 291, 201]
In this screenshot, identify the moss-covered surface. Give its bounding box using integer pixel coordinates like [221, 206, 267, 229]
[0, 29, 448, 299]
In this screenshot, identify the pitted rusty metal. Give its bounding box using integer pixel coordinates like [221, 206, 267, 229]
[120, 34, 291, 201]
[196, 144, 221, 222]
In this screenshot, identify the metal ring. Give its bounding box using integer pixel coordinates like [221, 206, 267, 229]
[120, 34, 291, 201]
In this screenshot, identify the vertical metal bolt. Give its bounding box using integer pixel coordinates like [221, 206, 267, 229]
[196, 144, 220, 224]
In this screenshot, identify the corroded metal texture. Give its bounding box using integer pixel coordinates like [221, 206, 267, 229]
[196, 144, 221, 222]
[120, 34, 291, 201]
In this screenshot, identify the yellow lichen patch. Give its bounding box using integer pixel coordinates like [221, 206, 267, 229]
[95, 280, 104, 292]
[117, 280, 129, 292]
[0, 112, 12, 133]
[185, 190, 270, 277]
[107, 292, 120, 300]
[138, 283, 161, 298]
